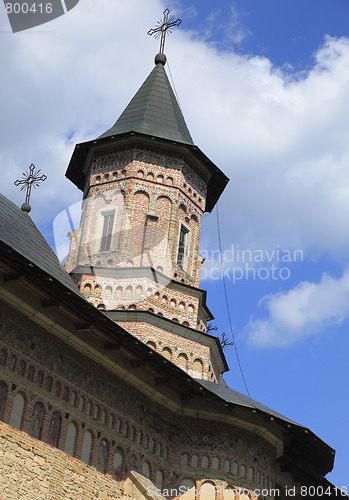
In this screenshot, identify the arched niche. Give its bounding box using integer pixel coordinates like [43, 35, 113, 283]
[9, 392, 25, 430]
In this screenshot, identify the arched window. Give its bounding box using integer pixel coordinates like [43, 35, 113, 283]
[181, 453, 189, 466]
[9, 392, 25, 430]
[36, 371, 44, 387]
[239, 494, 249, 500]
[47, 412, 62, 448]
[224, 487, 236, 500]
[211, 457, 219, 470]
[155, 470, 163, 489]
[123, 422, 128, 437]
[191, 454, 199, 467]
[19, 359, 26, 377]
[144, 434, 149, 449]
[201, 456, 209, 468]
[62, 386, 69, 402]
[97, 439, 108, 474]
[79, 396, 85, 411]
[10, 355, 17, 371]
[114, 448, 123, 481]
[81, 430, 93, 465]
[180, 479, 195, 500]
[86, 401, 92, 416]
[0, 382, 8, 420]
[232, 462, 238, 475]
[248, 467, 254, 480]
[240, 465, 246, 478]
[0, 349, 7, 366]
[29, 402, 44, 439]
[130, 454, 138, 470]
[200, 481, 216, 500]
[71, 392, 76, 407]
[192, 359, 203, 378]
[146, 172, 154, 181]
[83, 283, 91, 294]
[142, 461, 150, 478]
[161, 348, 172, 361]
[64, 421, 77, 457]
[46, 376, 53, 392]
[146, 341, 156, 350]
[130, 426, 135, 441]
[54, 381, 61, 397]
[224, 459, 230, 472]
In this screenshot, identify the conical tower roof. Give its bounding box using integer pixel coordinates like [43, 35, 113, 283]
[98, 54, 193, 145]
[66, 53, 229, 212]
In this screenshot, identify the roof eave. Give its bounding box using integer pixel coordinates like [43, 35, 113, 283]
[65, 131, 229, 212]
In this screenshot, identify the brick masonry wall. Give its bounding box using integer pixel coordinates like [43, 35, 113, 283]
[0, 422, 124, 500]
[66, 147, 205, 288]
[63, 145, 222, 379]
[114, 320, 217, 382]
[0, 302, 277, 499]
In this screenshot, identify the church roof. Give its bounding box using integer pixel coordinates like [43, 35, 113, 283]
[199, 378, 298, 425]
[65, 55, 229, 212]
[0, 194, 82, 297]
[98, 56, 194, 145]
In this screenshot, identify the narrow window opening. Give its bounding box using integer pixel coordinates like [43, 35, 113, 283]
[177, 225, 189, 268]
[100, 211, 115, 252]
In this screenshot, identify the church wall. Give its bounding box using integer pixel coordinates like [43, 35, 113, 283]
[0, 301, 277, 498]
[79, 274, 202, 329]
[0, 422, 123, 500]
[113, 319, 216, 381]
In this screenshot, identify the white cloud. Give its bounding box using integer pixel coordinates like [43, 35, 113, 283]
[246, 267, 349, 348]
[0, 2, 349, 263]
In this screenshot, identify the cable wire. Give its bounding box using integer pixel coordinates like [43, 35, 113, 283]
[167, 59, 182, 112]
[216, 203, 251, 398]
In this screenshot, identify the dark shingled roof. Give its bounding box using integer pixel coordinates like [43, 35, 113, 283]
[199, 378, 299, 426]
[0, 193, 82, 297]
[98, 61, 194, 145]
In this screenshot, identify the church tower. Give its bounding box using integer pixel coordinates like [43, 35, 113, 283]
[65, 51, 229, 383]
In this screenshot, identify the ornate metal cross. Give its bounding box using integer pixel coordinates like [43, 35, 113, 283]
[14, 163, 47, 209]
[148, 8, 182, 54]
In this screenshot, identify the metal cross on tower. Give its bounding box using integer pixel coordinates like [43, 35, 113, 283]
[148, 8, 182, 54]
[14, 163, 47, 212]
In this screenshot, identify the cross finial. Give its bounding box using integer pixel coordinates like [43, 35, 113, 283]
[148, 8, 182, 55]
[14, 163, 47, 213]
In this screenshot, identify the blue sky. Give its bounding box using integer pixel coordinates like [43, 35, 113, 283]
[1, 0, 348, 489]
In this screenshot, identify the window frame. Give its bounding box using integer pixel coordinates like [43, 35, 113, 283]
[100, 210, 115, 253]
[177, 223, 190, 270]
